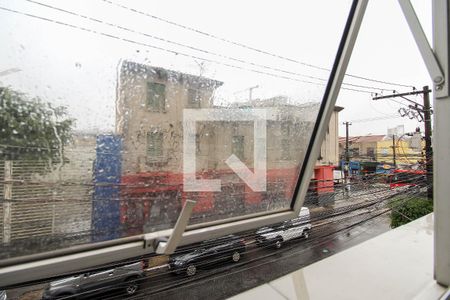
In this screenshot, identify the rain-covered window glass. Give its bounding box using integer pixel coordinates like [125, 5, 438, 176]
[147, 82, 166, 111]
[281, 122, 292, 160]
[232, 135, 245, 161]
[195, 133, 201, 154]
[146, 131, 164, 160]
[0, 0, 354, 258]
[367, 147, 375, 158]
[281, 139, 291, 160]
[188, 89, 201, 108]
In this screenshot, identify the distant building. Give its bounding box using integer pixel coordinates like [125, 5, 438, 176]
[339, 135, 385, 161]
[116, 62, 342, 173]
[116, 61, 342, 231]
[318, 106, 343, 166]
[339, 133, 424, 165]
[116, 61, 223, 175]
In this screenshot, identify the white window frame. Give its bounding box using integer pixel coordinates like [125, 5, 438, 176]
[0, 0, 369, 287]
[399, 0, 449, 286]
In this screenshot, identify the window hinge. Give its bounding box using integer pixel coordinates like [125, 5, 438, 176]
[398, 0, 447, 96]
[144, 199, 196, 255]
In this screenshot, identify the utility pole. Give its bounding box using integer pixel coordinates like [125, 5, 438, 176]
[248, 85, 259, 102]
[392, 134, 397, 168]
[342, 121, 352, 196]
[343, 121, 352, 183]
[423, 86, 433, 199]
[373, 86, 433, 196]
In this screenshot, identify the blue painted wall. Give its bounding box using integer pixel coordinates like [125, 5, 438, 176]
[92, 134, 122, 242]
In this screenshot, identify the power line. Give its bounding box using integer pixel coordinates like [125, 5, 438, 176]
[0, 6, 376, 95]
[372, 89, 426, 100]
[391, 98, 409, 106]
[100, 0, 415, 89]
[350, 114, 400, 123]
[22, 0, 393, 93]
[22, 0, 322, 83]
[375, 97, 410, 107]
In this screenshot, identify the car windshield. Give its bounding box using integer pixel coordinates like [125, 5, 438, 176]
[0, 0, 353, 260]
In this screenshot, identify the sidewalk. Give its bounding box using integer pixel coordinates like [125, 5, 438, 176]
[229, 214, 447, 300]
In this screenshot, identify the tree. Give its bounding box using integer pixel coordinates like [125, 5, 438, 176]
[0, 87, 74, 166]
[390, 196, 433, 228]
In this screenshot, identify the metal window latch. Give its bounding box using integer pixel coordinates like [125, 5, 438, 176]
[144, 199, 196, 255]
[398, 0, 447, 96]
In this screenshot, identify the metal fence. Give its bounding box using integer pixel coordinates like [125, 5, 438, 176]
[1, 160, 92, 245]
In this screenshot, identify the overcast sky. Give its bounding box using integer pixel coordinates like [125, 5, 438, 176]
[0, 0, 431, 136]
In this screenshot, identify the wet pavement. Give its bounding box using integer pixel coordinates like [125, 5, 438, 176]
[6, 204, 391, 300]
[139, 212, 390, 300]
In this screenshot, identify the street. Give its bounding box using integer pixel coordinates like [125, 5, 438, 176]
[8, 202, 391, 300]
[136, 212, 390, 300]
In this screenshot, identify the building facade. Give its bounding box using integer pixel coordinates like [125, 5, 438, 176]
[116, 61, 342, 232]
[339, 134, 424, 165]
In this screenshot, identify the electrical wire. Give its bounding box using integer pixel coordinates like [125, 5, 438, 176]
[100, 0, 415, 89]
[0, 6, 380, 95]
[21, 0, 394, 93]
[350, 114, 400, 123]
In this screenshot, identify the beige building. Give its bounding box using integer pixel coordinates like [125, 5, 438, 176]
[116, 61, 223, 175]
[117, 61, 342, 175]
[116, 61, 342, 226]
[318, 106, 343, 166]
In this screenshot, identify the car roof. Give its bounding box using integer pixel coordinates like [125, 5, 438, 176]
[201, 234, 238, 244]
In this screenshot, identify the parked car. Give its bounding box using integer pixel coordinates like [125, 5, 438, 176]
[169, 235, 246, 276]
[41, 261, 144, 299]
[255, 207, 312, 249]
